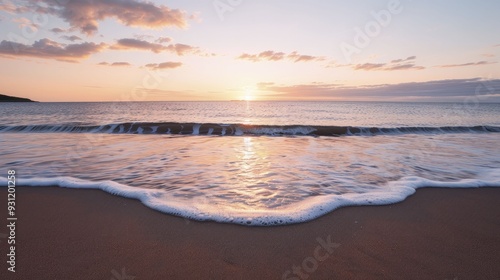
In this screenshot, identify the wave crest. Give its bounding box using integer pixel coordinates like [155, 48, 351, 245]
[0, 122, 499, 136]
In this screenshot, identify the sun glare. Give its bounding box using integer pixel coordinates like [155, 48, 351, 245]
[244, 88, 254, 101]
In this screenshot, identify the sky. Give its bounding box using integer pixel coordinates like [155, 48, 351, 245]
[0, 0, 499, 102]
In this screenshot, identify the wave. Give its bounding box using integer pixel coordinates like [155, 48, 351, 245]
[1, 171, 499, 226]
[0, 122, 499, 136]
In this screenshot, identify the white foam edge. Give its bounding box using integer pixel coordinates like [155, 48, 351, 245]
[1, 171, 499, 226]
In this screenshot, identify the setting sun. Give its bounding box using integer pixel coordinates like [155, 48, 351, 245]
[244, 88, 255, 101]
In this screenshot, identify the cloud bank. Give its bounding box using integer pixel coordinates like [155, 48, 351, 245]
[258, 78, 500, 101]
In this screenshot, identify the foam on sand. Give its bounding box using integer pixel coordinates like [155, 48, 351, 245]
[2, 170, 499, 226]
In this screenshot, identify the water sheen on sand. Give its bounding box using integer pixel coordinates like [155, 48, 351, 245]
[1, 133, 499, 225]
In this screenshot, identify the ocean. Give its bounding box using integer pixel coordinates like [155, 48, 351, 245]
[1, 101, 499, 225]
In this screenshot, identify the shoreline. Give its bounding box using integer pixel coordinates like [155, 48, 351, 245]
[1, 187, 500, 279]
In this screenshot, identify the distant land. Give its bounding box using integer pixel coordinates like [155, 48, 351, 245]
[0, 94, 36, 102]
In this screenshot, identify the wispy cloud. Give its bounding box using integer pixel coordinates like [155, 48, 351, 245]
[144, 62, 183, 70]
[11, 17, 38, 29]
[111, 38, 204, 56]
[385, 63, 424, 71]
[167, 43, 200, 56]
[131, 35, 172, 44]
[482, 53, 495, 58]
[257, 82, 275, 87]
[353, 63, 385, 71]
[436, 61, 496, 68]
[238, 51, 285, 62]
[156, 37, 173, 44]
[353, 56, 424, 71]
[237, 50, 324, 63]
[390, 56, 416, 63]
[61, 35, 82, 42]
[111, 38, 167, 53]
[287, 51, 325, 62]
[0, 1, 30, 14]
[16, 0, 188, 35]
[98, 61, 131, 67]
[50, 27, 66, 34]
[0, 38, 105, 62]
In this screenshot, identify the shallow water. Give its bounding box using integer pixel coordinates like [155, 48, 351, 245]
[1, 132, 498, 225]
[1, 101, 499, 225]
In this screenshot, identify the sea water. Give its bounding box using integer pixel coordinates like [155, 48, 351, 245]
[0, 101, 499, 225]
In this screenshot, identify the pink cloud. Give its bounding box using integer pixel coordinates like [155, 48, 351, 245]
[144, 61, 183, 70]
[238, 50, 323, 63]
[18, 0, 188, 35]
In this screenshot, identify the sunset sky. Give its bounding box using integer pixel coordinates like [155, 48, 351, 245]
[0, 0, 499, 102]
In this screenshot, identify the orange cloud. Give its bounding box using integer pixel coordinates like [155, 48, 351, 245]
[98, 62, 131, 67]
[144, 62, 183, 70]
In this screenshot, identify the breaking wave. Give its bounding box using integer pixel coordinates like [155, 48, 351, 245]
[1, 122, 499, 136]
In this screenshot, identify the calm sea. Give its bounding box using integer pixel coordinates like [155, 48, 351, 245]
[1, 101, 499, 225]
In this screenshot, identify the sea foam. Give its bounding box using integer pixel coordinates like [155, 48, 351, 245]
[1, 171, 499, 226]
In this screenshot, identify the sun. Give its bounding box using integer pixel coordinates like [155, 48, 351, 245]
[244, 88, 254, 101]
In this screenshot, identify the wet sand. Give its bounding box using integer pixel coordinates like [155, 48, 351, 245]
[1, 187, 500, 279]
